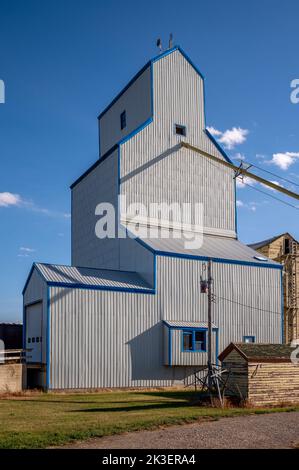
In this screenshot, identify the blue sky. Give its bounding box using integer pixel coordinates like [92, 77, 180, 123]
[0, 0, 298, 321]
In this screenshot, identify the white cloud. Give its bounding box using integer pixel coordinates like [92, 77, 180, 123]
[218, 127, 249, 149]
[20, 247, 36, 253]
[207, 126, 249, 149]
[270, 152, 299, 170]
[236, 175, 256, 188]
[0, 192, 22, 207]
[233, 152, 246, 161]
[236, 200, 244, 207]
[18, 246, 36, 258]
[0, 191, 70, 219]
[206, 126, 222, 136]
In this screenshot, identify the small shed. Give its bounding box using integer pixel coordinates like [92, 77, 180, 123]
[219, 343, 299, 406]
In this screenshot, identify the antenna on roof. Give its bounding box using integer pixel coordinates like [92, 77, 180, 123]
[168, 33, 173, 49]
[156, 38, 162, 53]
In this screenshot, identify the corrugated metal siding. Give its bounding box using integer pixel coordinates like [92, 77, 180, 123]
[120, 50, 236, 236]
[171, 329, 216, 367]
[99, 66, 152, 156]
[49, 287, 193, 389]
[23, 269, 48, 365]
[158, 256, 282, 358]
[48, 254, 281, 389]
[71, 149, 120, 269]
[35, 263, 152, 291]
[119, 236, 155, 286]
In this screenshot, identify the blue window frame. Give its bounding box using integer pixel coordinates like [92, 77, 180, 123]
[182, 329, 207, 352]
[243, 335, 255, 343]
[120, 110, 126, 130]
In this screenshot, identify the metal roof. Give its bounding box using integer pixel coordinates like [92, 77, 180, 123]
[139, 233, 281, 267]
[34, 263, 153, 292]
[163, 320, 217, 329]
[219, 342, 295, 363]
[248, 232, 298, 250]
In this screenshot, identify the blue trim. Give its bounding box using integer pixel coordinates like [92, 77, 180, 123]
[151, 46, 205, 80]
[133, 235, 156, 254]
[204, 128, 233, 164]
[46, 286, 50, 390]
[181, 328, 207, 353]
[70, 143, 118, 189]
[154, 250, 283, 270]
[168, 327, 172, 366]
[22, 262, 50, 295]
[118, 117, 153, 146]
[46, 281, 155, 294]
[281, 270, 284, 343]
[98, 61, 151, 119]
[243, 335, 255, 343]
[74, 45, 206, 188]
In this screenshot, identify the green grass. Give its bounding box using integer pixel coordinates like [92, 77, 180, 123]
[0, 390, 298, 449]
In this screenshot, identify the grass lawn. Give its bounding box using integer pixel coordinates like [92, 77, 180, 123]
[0, 390, 298, 449]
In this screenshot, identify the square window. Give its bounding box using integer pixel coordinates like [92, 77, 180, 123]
[182, 329, 207, 352]
[243, 336, 255, 343]
[120, 110, 126, 130]
[175, 124, 186, 136]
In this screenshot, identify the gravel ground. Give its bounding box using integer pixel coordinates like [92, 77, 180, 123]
[64, 412, 299, 449]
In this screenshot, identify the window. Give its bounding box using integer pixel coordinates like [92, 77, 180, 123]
[36, 337, 39, 343]
[28, 338, 31, 343]
[120, 110, 126, 130]
[243, 336, 255, 343]
[32, 337, 35, 343]
[175, 124, 186, 136]
[182, 329, 206, 352]
[284, 238, 290, 255]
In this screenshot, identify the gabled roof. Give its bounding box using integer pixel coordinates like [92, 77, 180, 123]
[136, 232, 282, 269]
[23, 263, 154, 295]
[248, 232, 298, 250]
[97, 45, 204, 120]
[219, 342, 294, 363]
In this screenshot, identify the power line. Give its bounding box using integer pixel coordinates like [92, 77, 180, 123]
[243, 181, 299, 211]
[217, 295, 282, 316]
[235, 159, 299, 189]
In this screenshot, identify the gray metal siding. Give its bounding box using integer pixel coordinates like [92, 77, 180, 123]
[49, 286, 192, 389]
[99, 66, 152, 156]
[170, 328, 216, 367]
[119, 236, 155, 286]
[71, 149, 120, 269]
[120, 50, 236, 236]
[23, 269, 48, 365]
[48, 255, 281, 389]
[158, 256, 282, 357]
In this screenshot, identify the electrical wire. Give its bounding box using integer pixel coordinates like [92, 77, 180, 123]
[216, 294, 282, 316]
[236, 159, 299, 188]
[242, 181, 299, 210]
